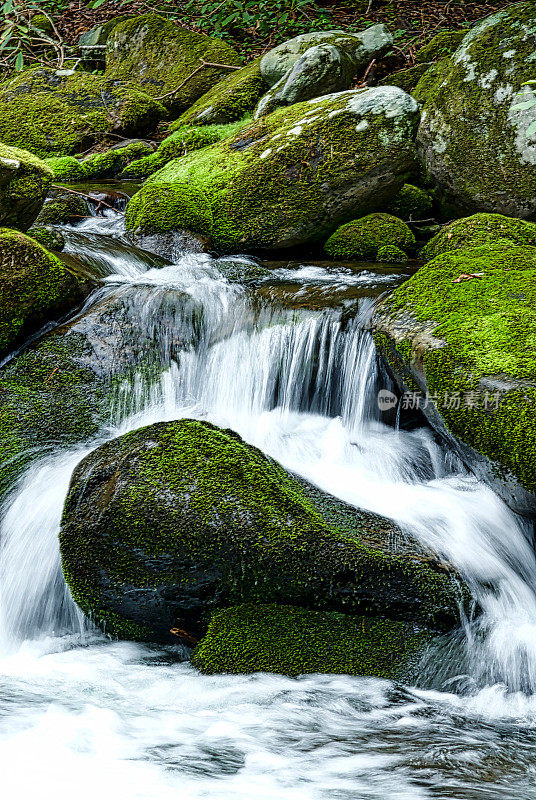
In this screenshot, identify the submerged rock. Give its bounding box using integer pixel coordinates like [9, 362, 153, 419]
[105, 14, 241, 116]
[325, 214, 415, 260]
[191, 603, 433, 679]
[126, 86, 419, 250]
[372, 243, 536, 517]
[0, 143, 52, 231]
[0, 228, 89, 357]
[415, 3, 536, 217]
[421, 213, 536, 261]
[0, 68, 165, 157]
[59, 419, 466, 643]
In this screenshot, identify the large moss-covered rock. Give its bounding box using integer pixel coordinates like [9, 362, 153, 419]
[171, 58, 266, 128]
[105, 14, 241, 116]
[82, 141, 154, 179]
[325, 213, 415, 260]
[385, 183, 433, 220]
[35, 193, 88, 225]
[44, 156, 87, 183]
[415, 3, 536, 217]
[0, 143, 52, 231]
[373, 243, 536, 516]
[191, 603, 433, 679]
[0, 228, 89, 358]
[421, 213, 536, 260]
[0, 68, 165, 157]
[59, 419, 466, 643]
[414, 30, 467, 64]
[260, 26, 392, 86]
[126, 86, 419, 250]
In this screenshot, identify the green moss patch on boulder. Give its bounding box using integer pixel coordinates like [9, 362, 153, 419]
[0, 68, 165, 157]
[171, 58, 266, 128]
[373, 243, 536, 514]
[0, 228, 89, 358]
[325, 213, 415, 260]
[421, 213, 536, 261]
[191, 603, 432, 679]
[121, 121, 245, 180]
[377, 244, 409, 263]
[415, 3, 536, 217]
[44, 156, 87, 183]
[27, 226, 65, 251]
[0, 143, 52, 231]
[379, 63, 431, 94]
[105, 14, 241, 116]
[35, 194, 88, 225]
[82, 141, 154, 179]
[414, 30, 467, 64]
[126, 86, 419, 251]
[59, 419, 467, 642]
[385, 184, 433, 220]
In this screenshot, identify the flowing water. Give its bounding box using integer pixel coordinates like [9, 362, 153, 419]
[2, 211, 536, 798]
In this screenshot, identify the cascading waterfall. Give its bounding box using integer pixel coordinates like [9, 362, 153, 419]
[3, 213, 536, 798]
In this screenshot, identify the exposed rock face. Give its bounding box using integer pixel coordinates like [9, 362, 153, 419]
[105, 14, 242, 116]
[260, 26, 392, 86]
[126, 86, 420, 251]
[59, 419, 467, 643]
[372, 243, 536, 517]
[0, 228, 89, 358]
[415, 3, 536, 217]
[0, 143, 52, 231]
[0, 68, 165, 157]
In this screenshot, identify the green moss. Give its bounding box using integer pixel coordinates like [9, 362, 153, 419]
[325, 214, 416, 260]
[105, 14, 242, 116]
[414, 30, 467, 64]
[377, 245, 409, 263]
[126, 183, 212, 235]
[121, 121, 245, 179]
[375, 243, 536, 493]
[82, 141, 154, 179]
[60, 419, 466, 641]
[192, 603, 432, 679]
[35, 194, 88, 225]
[0, 142, 52, 231]
[0, 227, 86, 357]
[170, 57, 266, 128]
[380, 63, 431, 93]
[0, 67, 164, 157]
[126, 90, 419, 250]
[44, 156, 87, 182]
[385, 183, 433, 220]
[27, 226, 65, 251]
[414, 4, 536, 215]
[421, 213, 536, 261]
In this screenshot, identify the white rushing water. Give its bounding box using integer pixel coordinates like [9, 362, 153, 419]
[2, 213, 536, 799]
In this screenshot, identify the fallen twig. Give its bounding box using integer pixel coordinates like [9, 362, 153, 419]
[51, 184, 120, 212]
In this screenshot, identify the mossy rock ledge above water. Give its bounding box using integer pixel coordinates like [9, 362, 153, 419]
[414, 2, 536, 217]
[59, 419, 468, 644]
[0, 143, 52, 231]
[372, 242, 536, 517]
[125, 86, 420, 251]
[191, 603, 433, 680]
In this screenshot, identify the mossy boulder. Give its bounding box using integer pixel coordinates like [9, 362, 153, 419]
[379, 63, 431, 94]
[372, 243, 536, 516]
[172, 58, 266, 128]
[44, 156, 87, 183]
[0, 143, 52, 231]
[414, 30, 467, 64]
[377, 244, 409, 263]
[27, 226, 65, 251]
[191, 603, 432, 679]
[421, 213, 536, 261]
[384, 183, 433, 220]
[260, 26, 392, 86]
[105, 14, 241, 116]
[82, 141, 154, 179]
[121, 122, 245, 179]
[415, 3, 536, 217]
[126, 87, 419, 250]
[0, 228, 89, 358]
[325, 214, 415, 260]
[35, 194, 88, 225]
[0, 68, 165, 158]
[59, 419, 467, 643]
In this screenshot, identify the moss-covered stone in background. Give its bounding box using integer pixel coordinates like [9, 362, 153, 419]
[126, 87, 419, 250]
[325, 213, 415, 260]
[82, 141, 154, 179]
[27, 226, 65, 252]
[0, 143, 52, 231]
[44, 156, 87, 183]
[35, 194, 88, 226]
[171, 58, 266, 128]
[385, 183, 433, 220]
[377, 244, 409, 263]
[414, 30, 467, 64]
[105, 14, 242, 117]
[0, 228, 89, 358]
[59, 419, 466, 642]
[373, 243, 536, 514]
[191, 603, 433, 679]
[379, 63, 431, 93]
[0, 68, 165, 157]
[421, 213, 536, 261]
